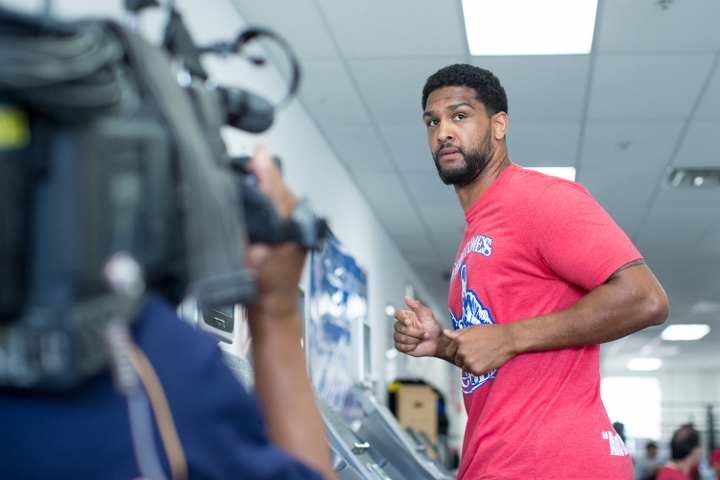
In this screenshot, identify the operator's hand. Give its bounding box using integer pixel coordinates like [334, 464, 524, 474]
[244, 143, 296, 218]
[243, 143, 304, 320]
[443, 324, 517, 376]
[393, 296, 445, 357]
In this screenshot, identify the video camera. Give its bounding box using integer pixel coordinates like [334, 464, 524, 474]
[0, 3, 327, 389]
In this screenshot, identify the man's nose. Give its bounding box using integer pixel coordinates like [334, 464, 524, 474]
[437, 122, 454, 142]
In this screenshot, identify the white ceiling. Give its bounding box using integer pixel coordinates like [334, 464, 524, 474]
[3, 0, 719, 374]
[228, 0, 720, 373]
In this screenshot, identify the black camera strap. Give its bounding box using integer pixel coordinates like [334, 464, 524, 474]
[0, 292, 145, 389]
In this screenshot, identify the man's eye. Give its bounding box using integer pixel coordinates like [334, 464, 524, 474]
[454, 113, 466, 120]
[427, 119, 439, 127]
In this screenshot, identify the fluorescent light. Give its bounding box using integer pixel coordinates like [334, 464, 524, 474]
[526, 167, 576, 181]
[661, 324, 710, 341]
[627, 358, 663, 371]
[461, 0, 598, 56]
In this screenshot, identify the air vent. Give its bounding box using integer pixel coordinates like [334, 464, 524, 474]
[665, 167, 720, 188]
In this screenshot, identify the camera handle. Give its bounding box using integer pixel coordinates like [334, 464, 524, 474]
[230, 156, 328, 250]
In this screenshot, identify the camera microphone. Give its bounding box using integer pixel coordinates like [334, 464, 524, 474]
[219, 87, 274, 134]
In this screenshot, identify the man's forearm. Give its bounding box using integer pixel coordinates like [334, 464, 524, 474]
[508, 264, 668, 355]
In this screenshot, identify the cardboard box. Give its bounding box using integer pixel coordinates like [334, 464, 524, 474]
[396, 384, 438, 445]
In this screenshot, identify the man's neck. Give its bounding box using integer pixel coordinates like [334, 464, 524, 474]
[455, 152, 512, 212]
[668, 458, 695, 475]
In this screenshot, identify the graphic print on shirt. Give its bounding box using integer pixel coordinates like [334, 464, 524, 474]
[449, 263, 496, 394]
[601, 430, 630, 457]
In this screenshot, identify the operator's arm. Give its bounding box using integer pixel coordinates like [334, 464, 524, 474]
[444, 259, 668, 375]
[243, 145, 333, 480]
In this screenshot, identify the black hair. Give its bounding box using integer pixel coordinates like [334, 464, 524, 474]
[670, 425, 700, 461]
[421, 64, 508, 115]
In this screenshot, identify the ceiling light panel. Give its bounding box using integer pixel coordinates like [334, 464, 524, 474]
[627, 358, 663, 371]
[526, 167, 577, 181]
[462, 0, 599, 56]
[661, 324, 711, 341]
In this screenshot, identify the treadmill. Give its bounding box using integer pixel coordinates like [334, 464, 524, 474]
[221, 351, 396, 480]
[352, 386, 455, 480]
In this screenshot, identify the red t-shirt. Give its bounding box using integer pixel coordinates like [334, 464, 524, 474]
[448, 164, 640, 479]
[711, 448, 720, 467]
[657, 466, 692, 480]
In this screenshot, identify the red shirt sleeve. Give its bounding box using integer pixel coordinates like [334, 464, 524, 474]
[531, 181, 642, 291]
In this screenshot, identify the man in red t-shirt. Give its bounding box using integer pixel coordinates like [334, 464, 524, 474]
[657, 425, 701, 480]
[392, 64, 669, 479]
[711, 447, 720, 476]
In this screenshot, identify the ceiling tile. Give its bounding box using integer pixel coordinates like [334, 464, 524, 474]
[599, 205, 646, 241]
[469, 56, 590, 122]
[417, 206, 465, 235]
[579, 121, 684, 171]
[352, 171, 415, 211]
[315, 0, 466, 58]
[695, 64, 720, 120]
[376, 207, 426, 235]
[396, 237, 438, 261]
[577, 167, 659, 209]
[402, 172, 459, 209]
[588, 54, 715, 120]
[653, 184, 720, 208]
[696, 228, 720, 256]
[597, 0, 720, 53]
[673, 120, 720, 167]
[298, 59, 372, 126]
[229, 0, 339, 59]
[321, 125, 394, 173]
[430, 231, 464, 261]
[508, 123, 581, 167]
[633, 198, 715, 272]
[348, 57, 466, 125]
[378, 125, 436, 174]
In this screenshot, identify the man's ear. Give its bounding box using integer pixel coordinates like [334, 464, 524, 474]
[493, 112, 508, 140]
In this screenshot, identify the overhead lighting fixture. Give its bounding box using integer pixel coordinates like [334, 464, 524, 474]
[661, 324, 710, 341]
[461, 0, 599, 56]
[665, 167, 720, 188]
[627, 358, 663, 371]
[526, 166, 576, 181]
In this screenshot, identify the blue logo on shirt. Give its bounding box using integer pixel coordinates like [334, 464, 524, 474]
[449, 263, 496, 394]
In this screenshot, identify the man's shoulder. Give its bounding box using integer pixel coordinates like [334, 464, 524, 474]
[504, 164, 586, 197]
[492, 165, 594, 215]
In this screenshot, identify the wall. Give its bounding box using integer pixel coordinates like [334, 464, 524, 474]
[601, 366, 720, 450]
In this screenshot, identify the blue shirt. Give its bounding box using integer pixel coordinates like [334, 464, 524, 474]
[0, 295, 322, 480]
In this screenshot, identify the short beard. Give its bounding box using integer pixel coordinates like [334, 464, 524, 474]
[433, 130, 494, 187]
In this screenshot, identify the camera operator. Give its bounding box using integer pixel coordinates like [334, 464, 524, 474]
[0, 144, 333, 480]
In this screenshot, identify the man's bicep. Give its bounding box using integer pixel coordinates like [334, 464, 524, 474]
[603, 258, 647, 284]
[598, 260, 669, 327]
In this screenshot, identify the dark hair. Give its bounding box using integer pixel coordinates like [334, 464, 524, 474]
[421, 64, 508, 115]
[670, 425, 700, 461]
